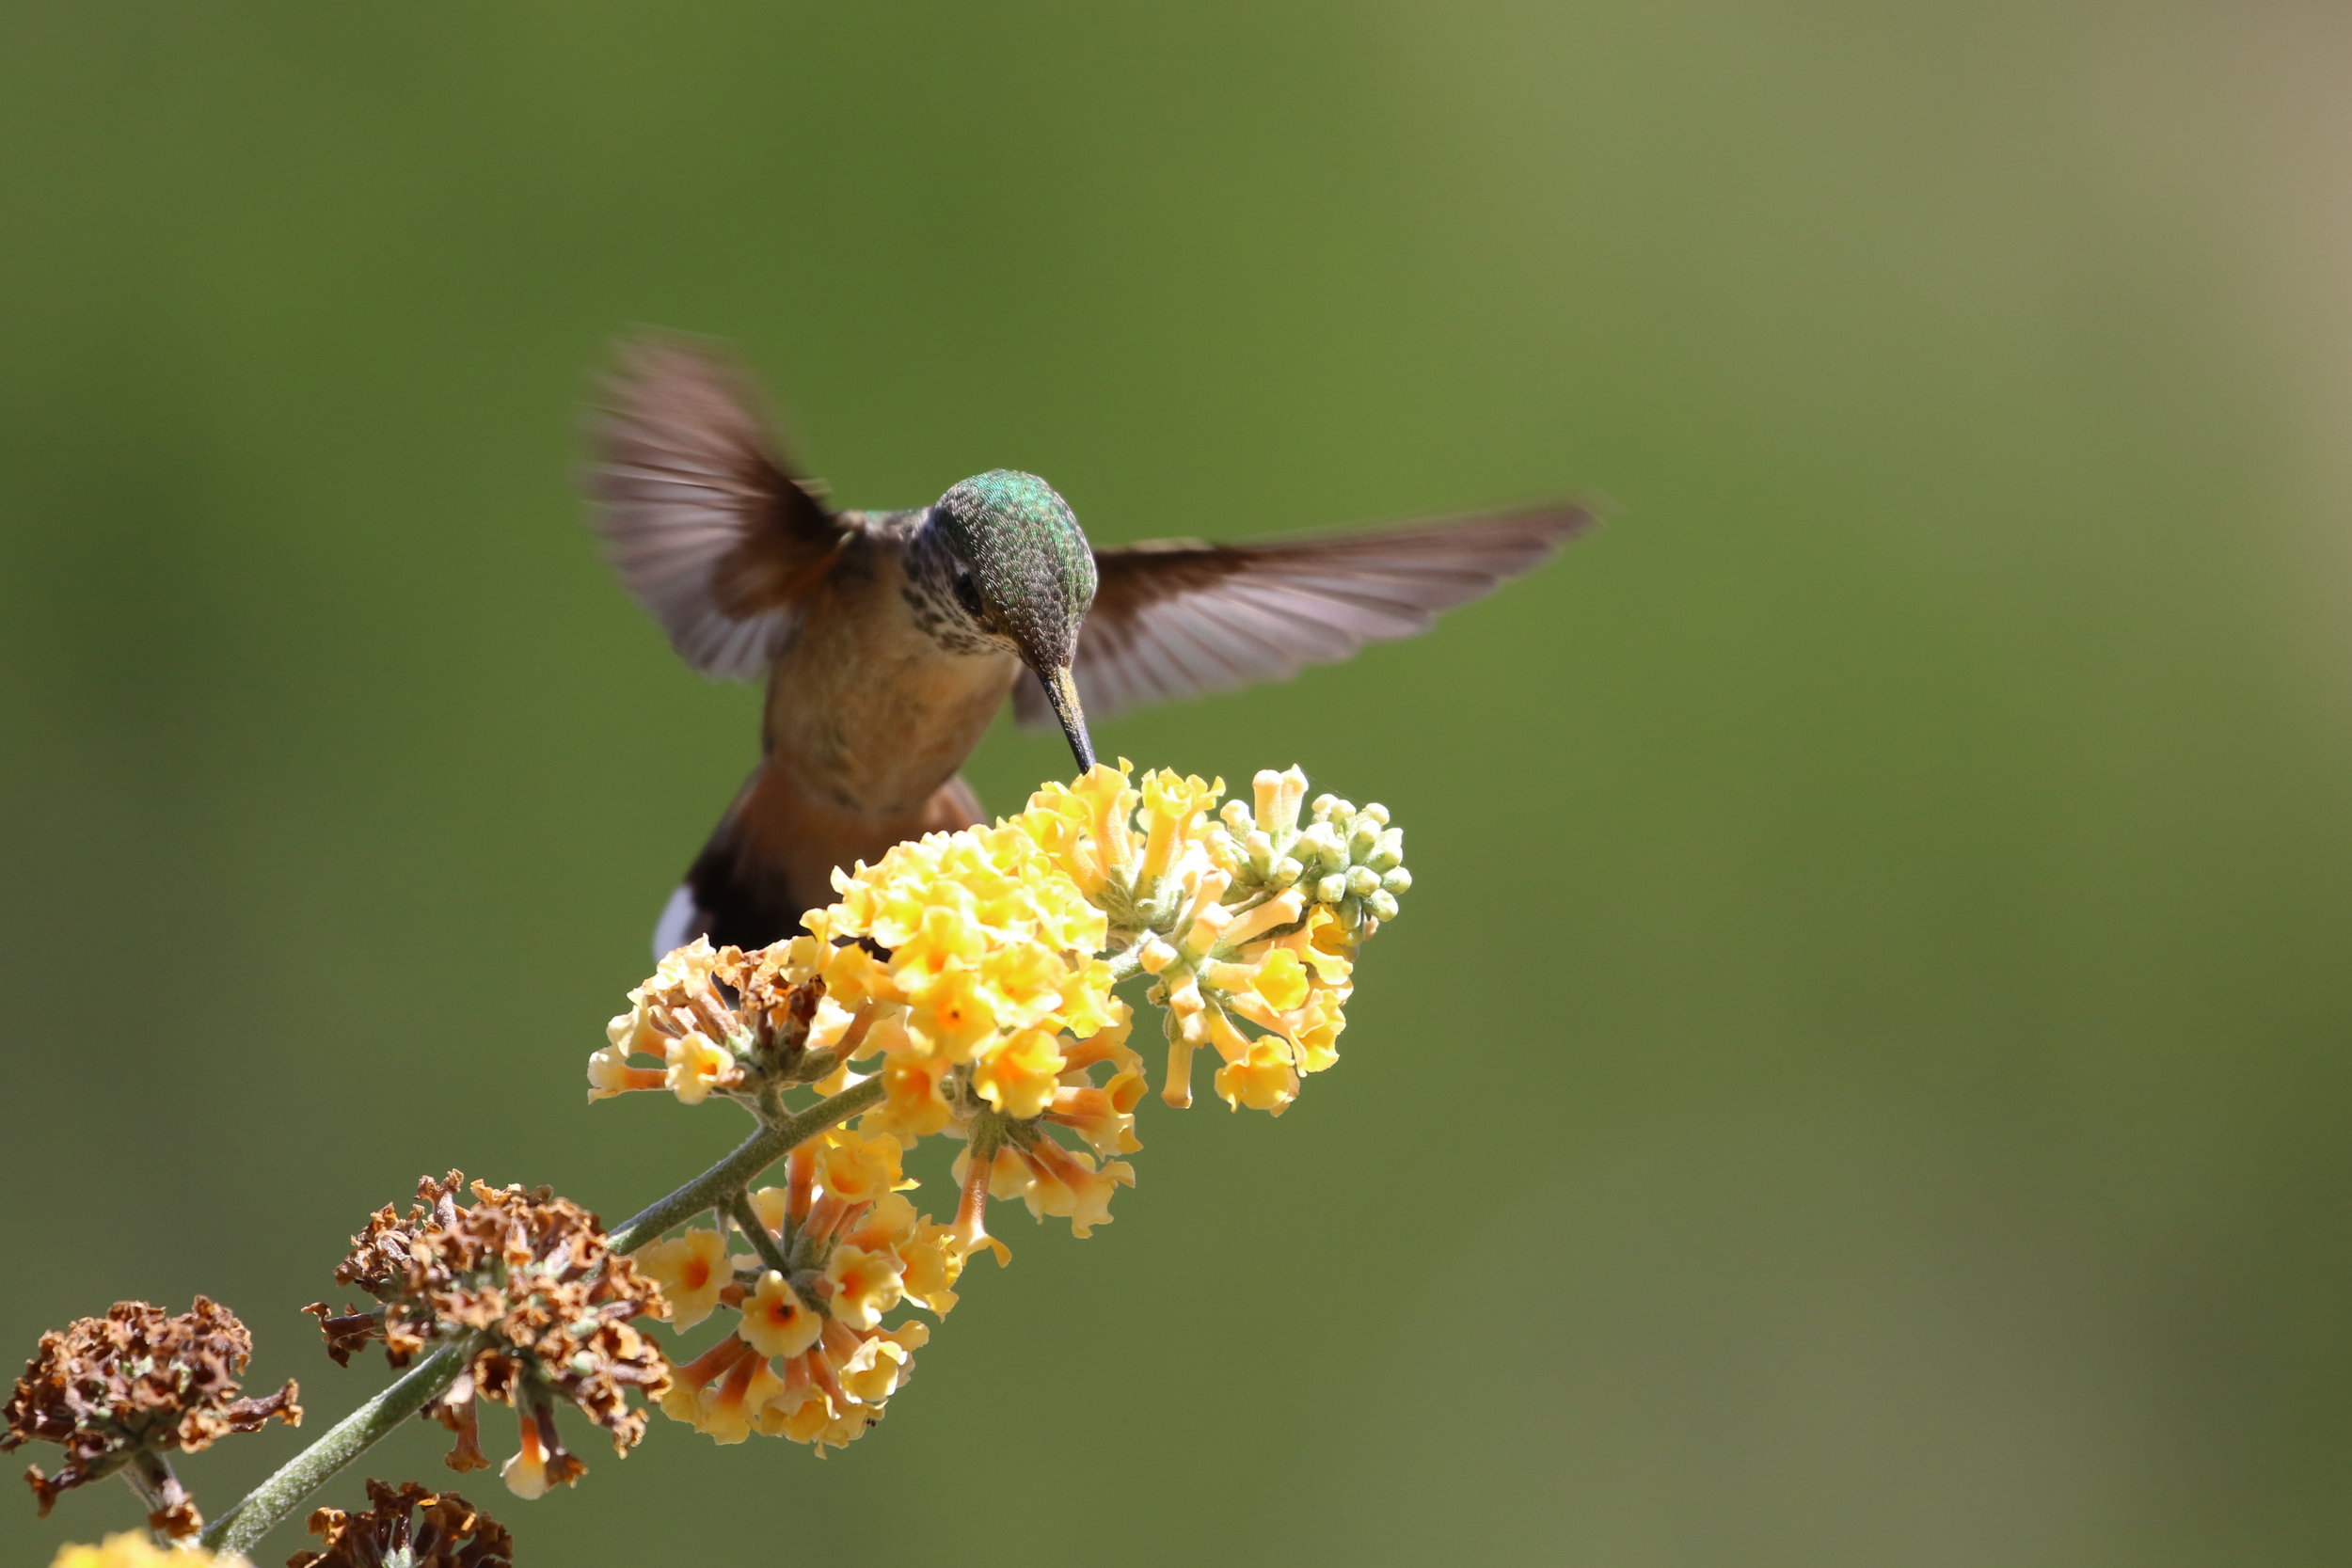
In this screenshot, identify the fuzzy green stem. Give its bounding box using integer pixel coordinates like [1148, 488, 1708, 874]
[608, 1075, 885, 1255]
[199, 1338, 475, 1557]
[725, 1191, 796, 1277]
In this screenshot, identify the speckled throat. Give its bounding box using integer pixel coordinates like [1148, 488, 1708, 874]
[900, 509, 1008, 657]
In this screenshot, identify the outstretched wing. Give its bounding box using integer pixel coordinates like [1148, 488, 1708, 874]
[587, 336, 850, 680]
[1013, 504, 1596, 726]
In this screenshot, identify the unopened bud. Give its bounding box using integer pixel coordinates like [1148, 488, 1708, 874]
[1346, 865, 1380, 897]
[1254, 768, 1307, 834]
[1380, 866, 1412, 895]
[1252, 770, 1287, 830]
[1366, 890, 1399, 922]
[1359, 802, 1390, 827]
[1314, 873, 1347, 904]
[1270, 857, 1304, 889]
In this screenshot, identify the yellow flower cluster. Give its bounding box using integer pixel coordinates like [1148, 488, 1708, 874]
[604, 759, 1405, 1453]
[642, 1127, 960, 1452]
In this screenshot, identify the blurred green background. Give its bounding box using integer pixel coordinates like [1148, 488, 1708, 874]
[7, 1, 2352, 1563]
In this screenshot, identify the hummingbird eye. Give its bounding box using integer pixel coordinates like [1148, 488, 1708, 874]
[951, 571, 986, 623]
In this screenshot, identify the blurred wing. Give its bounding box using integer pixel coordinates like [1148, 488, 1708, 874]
[1014, 503, 1597, 726]
[587, 335, 850, 680]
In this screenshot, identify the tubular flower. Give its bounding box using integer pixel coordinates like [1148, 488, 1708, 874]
[739, 1270, 821, 1358]
[289, 1478, 513, 1568]
[653, 1128, 957, 1453]
[4, 1298, 299, 1535]
[943, 1008, 1146, 1259]
[631, 1228, 730, 1333]
[588, 937, 835, 1107]
[303, 1174, 671, 1499]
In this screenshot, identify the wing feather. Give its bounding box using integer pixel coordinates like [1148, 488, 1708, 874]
[1014, 504, 1597, 726]
[587, 336, 850, 680]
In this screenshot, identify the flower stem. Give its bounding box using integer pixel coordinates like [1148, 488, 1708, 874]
[122, 1451, 188, 1546]
[199, 1338, 474, 1558]
[725, 1191, 795, 1277]
[608, 1075, 884, 1255]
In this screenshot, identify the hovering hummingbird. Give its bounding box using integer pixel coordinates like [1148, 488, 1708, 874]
[588, 336, 1595, 955]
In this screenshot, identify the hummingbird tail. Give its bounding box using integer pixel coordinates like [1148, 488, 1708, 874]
[666, 816, 820, 957]
[650, 883, 705, 962]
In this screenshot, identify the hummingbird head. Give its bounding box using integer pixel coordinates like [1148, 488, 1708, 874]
[930, 469, 1098, 772]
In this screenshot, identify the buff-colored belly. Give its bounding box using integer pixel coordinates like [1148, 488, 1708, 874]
[758, 562, 1017, 818]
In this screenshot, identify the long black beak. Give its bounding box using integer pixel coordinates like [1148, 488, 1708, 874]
[1036, 664, 1096, 773]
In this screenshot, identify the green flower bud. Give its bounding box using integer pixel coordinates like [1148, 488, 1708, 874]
[1243, 830, 1274, 871]
[1366, 890, 1399, 922]
[1380, 866, 1412, 895]
[1345, 865, 1380, 897]
[1314, 873, 1347, 904]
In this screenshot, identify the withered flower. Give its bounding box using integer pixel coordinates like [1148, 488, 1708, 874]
[305, 1174, 670, 1499]
[3, 1297, 299, 1531]
[588, 937, 836, 1107]
[289, 1478, 514, 1568]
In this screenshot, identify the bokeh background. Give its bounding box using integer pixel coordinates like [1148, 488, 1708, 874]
[7, 2, 2352, 1563]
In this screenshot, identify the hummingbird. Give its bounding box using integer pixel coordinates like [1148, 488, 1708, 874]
[588, 335, 1595, 956]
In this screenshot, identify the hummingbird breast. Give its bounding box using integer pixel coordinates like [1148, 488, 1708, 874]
[679, 521, 1018, 942]
[760, 530, 1018, 818]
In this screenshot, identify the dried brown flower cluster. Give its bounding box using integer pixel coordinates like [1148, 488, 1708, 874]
[289, 1478, 513, 1568]
[588, 939, 835, 1106]
[2, 1297, 299, 1531]
[305, 1173, 671, 1498]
